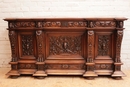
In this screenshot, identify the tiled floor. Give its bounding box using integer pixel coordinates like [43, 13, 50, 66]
[0, 68, 130, 87]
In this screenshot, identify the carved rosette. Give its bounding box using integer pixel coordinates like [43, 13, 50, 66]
[115, 30, 123, 63]
[22, 35, 33, 56]
[9, 31, 17, 62]
[49, 36, 81, 55]
[36, 30, 44, 62]
[98, 35, 110, 56]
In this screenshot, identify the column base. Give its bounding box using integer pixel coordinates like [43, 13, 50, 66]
[33, 70, 47, 77]
[111, 71, 126, 77]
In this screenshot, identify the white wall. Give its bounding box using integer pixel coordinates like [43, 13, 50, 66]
[0, 0, 130, 69]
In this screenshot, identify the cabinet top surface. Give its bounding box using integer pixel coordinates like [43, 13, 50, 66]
[4, 17, 128, 21]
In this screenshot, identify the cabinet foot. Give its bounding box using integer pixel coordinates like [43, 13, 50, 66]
[36, 76, 45, 79]
[10, 75, 19, 79]
[113, 76, 122, 80]
[86, 77, 95, 80]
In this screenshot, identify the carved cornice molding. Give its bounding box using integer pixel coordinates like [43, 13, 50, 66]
[4, 18, 127, 29]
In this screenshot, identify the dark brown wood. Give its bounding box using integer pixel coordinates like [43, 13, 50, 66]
[4, 18, 127, 79]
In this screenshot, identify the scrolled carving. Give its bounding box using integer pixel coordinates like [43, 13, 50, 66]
[49, 36, 81, 55]
[95, 21, 116, 27]
[68, 21, 87, 27]
[9, 22, 35, 28]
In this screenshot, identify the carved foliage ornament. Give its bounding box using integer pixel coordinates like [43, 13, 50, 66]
[22, 35, 33, 56]
[98, 35, 110, 56]
[49, 36, 81, 55]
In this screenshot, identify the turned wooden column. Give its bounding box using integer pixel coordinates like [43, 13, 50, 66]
[7, 30, 20, 78]
[33, 30, 47, 78]
[83, 30, 98, 79]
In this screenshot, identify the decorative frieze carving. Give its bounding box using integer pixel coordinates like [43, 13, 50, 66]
[95, 64, 113, 70]
[98, 35, 110, 56]
[45, 64, 85, 69]
[9, 22, 35, 28]
[49, 36, 81, 55]
[9, 31, 17, 62]
[88, 21, 116, 28]
[8, 21, 118, 28]
[37, 21, 87, 27]
[19, 64, 36, 69]
[22, 35, 33, 56]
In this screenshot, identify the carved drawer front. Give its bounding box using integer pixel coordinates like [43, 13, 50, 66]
[18, 32, 36, 59]
[95, 64, 113, 70]
[18, 63, 36, 69]
[95, 32, 114, 59]
[45, 64, 86, 70]
[45, 59, 86, 70]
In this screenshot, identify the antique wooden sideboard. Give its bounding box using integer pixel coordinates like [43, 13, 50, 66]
[4, 18, 127, 79]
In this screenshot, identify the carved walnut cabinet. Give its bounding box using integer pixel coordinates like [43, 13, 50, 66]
[4, 18, 127, 79]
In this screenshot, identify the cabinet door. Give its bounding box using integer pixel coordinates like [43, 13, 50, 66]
[95, 32, 114, 59]
[18, 32, 36, 59]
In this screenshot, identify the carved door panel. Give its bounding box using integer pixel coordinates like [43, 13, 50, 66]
[18, 32, 36, 59]
[45, 32, 85, 59]
[95, 32, 114, 59]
